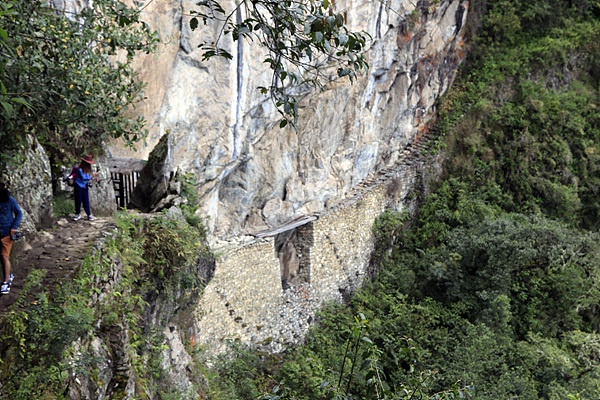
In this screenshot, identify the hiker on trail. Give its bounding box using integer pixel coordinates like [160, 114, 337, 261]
[0, 182, 23, 295]
[72, 154, 99, 222]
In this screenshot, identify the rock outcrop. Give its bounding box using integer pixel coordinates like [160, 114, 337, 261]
[108, 0, 469, 239]
[128, 132, 179, 212]
[89, 158, 119, 216]
[0, 136, 53, 233]
[43, 0, 471, 359]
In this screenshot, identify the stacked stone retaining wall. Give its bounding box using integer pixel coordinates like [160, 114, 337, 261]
[194, 157, 423, 354]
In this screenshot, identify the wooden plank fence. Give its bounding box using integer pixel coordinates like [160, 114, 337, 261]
[107, 157, 146, 209]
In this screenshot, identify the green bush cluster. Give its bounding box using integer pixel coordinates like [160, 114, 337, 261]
[0, 270, 95, 399]
[52, 190, 76, 217]
[0, 211, 211, 399]
[350, 212, 600, 399]
[205, 1, 600, 399]
[0, 0, 158, 165]
[442, 4, 600, 230]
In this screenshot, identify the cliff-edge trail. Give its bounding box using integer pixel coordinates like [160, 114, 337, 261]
[0, 216, 115, 312]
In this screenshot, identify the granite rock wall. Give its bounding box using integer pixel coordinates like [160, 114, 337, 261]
[0, 136, 53, 234]
[106, 0, 469, 239]
[50, 0, 470, 357]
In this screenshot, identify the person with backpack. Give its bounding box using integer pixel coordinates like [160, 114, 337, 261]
[0, 182, 23, 295]
[72, 154, 99, 221]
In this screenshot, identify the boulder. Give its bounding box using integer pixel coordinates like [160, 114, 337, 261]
[0, 136, 53, 232]
[128, 132, 177, 212]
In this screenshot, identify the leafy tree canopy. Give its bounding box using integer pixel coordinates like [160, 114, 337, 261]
[0, 0, 158, 164]
[190, 0, 370, 128]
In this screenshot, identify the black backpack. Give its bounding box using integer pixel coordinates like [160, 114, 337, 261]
[63, 166, 78, 187]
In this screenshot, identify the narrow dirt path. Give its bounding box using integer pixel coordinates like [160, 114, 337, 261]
[0, 216, 115, 312]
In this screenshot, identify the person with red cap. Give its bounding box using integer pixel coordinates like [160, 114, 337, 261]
[72, 154, 99, 221]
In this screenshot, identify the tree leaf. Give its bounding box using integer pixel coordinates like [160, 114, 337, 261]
[10, 97, 33, 110]
[337, 33, 348, 46]
[1, 101, 14, 115]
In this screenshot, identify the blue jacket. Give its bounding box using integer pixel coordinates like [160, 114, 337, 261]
[0, 196, 23, 237]
[74, 167, 92, 189]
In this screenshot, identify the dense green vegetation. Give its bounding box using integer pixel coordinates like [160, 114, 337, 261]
[0, 0, 157, 165]
[206, 1, 600, 399]
[0, 212, 211, 399]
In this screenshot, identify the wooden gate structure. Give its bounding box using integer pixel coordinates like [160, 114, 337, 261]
[107, 157, 146, 208]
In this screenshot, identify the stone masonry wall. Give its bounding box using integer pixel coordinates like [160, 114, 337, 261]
[193, 152, 424, 354]
[194, 239, 284, 354]
[306, 186, 388, 303]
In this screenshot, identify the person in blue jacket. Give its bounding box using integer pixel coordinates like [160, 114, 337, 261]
[72, 154, 98, 222]
[0, 182, 23, 295]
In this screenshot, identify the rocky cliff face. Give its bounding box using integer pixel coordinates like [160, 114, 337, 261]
[0, 137, 53, 233]
[35, 0, 470, 362]
[107, 0, 469, 239]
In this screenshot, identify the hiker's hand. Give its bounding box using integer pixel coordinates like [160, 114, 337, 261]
[10, 229, 17, 236]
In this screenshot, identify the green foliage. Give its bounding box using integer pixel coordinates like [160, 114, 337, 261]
[177, 172, 206, 229]
[207, 2, 600, 399]
[0, 211, 212, 399]
[371, 210, 410, 267]
[0, 0, 32, 124]
[0, 0, 158, 164]
[480, 0, 599, 43]
[440, 8, 600, 229]
[52, 190, 75, 217]
[0, 270, 94, 399]
[342, 210, 600, 398]
[207, 342, 268, 400]
[406, 214, 600, 335]
[140, 213, 205, 279]
[319, 313, 385, 399]
[190, 0, 369, 128]
[252, 308, 472, 400]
